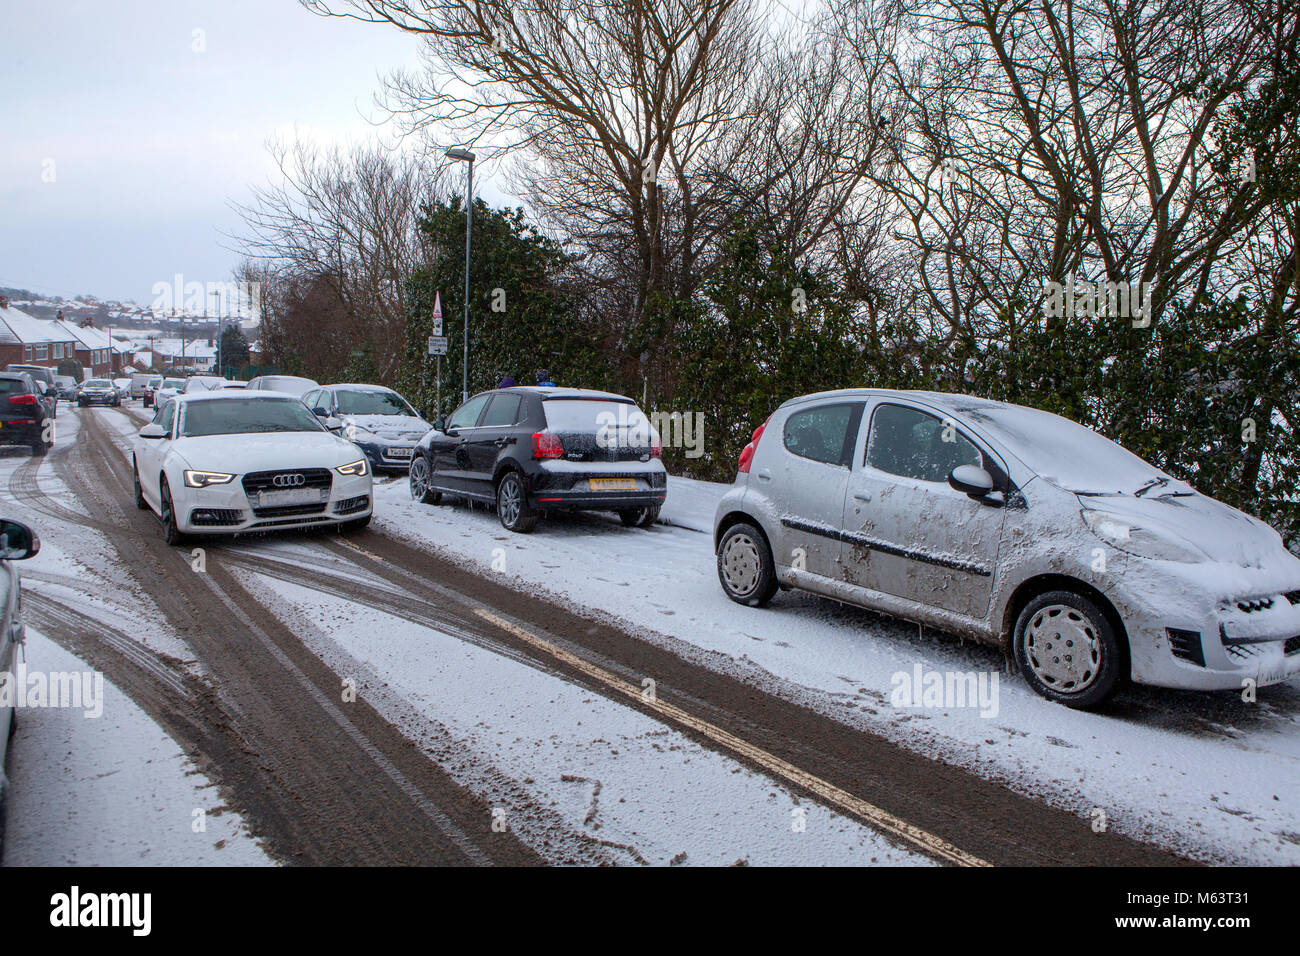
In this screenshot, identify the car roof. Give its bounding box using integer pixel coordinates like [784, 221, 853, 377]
[777, 387, 1014, 416]
[324, 383, 396, 392]
[499, 386, 635, 403]
[175, 389, 304, 403]
[0, 371, 30, 381]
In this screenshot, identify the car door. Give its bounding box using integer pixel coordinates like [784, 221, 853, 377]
[765, 400, 864, 583]
[841, 401, 1006, 620]
[466, 393, 522, 490]
[430, 393, 491, 493]
[137, 399, 177, 509]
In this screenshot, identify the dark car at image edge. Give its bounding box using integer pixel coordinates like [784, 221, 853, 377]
[0, 372, 55, 455]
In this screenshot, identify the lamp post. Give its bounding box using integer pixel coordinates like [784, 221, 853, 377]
[211, 290, 221, 377]
[445, 147, 476, 403]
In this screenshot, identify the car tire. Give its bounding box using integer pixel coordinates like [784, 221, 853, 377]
[496, 471, 537, 534]
[717, 522, 778, 607]
[29, 439, 48, 457]
[159, 476, 187, 546]
[409, 454, 442, 505]
[1013, 590, 1123, 709]
[618, 505, 660, 528]
[133, 457, 148, 510]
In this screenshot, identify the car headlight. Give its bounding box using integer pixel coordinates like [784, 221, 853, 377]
[1081, 509, 1206, 563]
[336, 459, 369, 476]
[184, 470, 235, 488]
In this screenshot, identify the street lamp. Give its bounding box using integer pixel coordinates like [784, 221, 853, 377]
[445, 147, 476, 402]
[211, 290, 221, 377]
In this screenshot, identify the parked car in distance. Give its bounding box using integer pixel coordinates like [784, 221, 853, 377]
[0, 516, 41, 848]
[183, 375, 226, 394]
[52, 375, 79, 402]
[409, 386, 666, 533]
[152, 377, 187, 408]
[222, 380, 248, 389]
[112, 378, 132, 400]
[142, 376, 163, 408]
[0, 372, 55, 455]
[129, 372, 155, 399]
[713, 388, 1300, 709]
[303, 383, 429, 472]
[246, 375, 318, 397]
[133, 392, 373, 545]
[5, 365, 58, 420]
[76, 378, 120, 407]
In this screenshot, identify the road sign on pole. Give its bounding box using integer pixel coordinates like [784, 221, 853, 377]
[432, 291, 444, 337]
[427, 335, 449, 356]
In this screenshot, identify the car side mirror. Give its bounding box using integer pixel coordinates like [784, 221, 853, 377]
[138, 423, 166, 440]
[44, 385, 57, 396]
[433, 418, 446, 432]
[948, 464, 995, 498]
[0, 519, 40, 560]
[325, 417, 343, 434]
[313, 406, 329, 417]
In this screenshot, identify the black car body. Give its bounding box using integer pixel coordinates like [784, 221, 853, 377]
[409, 387, 668, 533]
[4, 365, 58, 420]
[76, 378, 120, 407]
[53, 376, 78, 402]
[0, 372, 54, 455]
[302, 383, 430, 472]
[0, 517, 41, 850]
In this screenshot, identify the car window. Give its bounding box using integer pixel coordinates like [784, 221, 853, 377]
[480, 394, 521, 427]
[334, 388, 414, 417]
[866, 403, 982, 483]
[782, 403, 861, 467]
[157, 401, 176, 436]
[447, 394, 491, 430]
[0, 379, 25, 396]
[301, 389, 321, 410]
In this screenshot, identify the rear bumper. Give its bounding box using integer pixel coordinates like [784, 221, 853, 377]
[527, 459, 667, 512]
[0, 422, 42, 444]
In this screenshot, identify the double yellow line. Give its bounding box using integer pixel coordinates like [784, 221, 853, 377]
[474, 608, 990, 867]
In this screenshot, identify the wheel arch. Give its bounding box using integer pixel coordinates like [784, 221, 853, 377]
[1001, 573, 1131, 674]
[714, 509, 773, 556]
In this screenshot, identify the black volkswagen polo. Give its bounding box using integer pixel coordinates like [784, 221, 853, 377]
[409, 387, 668, 533]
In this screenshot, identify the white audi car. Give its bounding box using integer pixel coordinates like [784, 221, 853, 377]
[132, 391, 373, 544]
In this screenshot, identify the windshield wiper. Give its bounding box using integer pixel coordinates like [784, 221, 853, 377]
[1134, 476, 1169, 497]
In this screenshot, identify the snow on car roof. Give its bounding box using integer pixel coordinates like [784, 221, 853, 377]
[175, 389, 304, 402]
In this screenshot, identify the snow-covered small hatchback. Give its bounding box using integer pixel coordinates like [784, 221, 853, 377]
[714, 389, 1300, 708]
[133, 392, 373, 544]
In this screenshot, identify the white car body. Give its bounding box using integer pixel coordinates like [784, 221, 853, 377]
[714, 388, 1300, 704]
[133, 391, 373, 537]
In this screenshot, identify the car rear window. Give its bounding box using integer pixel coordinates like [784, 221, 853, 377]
[542, 398, 646, 434]
[0, 379, 25, 396]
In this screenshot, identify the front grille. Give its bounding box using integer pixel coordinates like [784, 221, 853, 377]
[1225, 643, 1261, 661]
[335, 494, 369, 515]
[252, 503, 327, 519]
[1285, 636, 1300, 655]
[242, 467, 332, 495]
[190, 508, 244, 527]
[1237, 597, 1275, 613]
[1167, 628, 1205, 667]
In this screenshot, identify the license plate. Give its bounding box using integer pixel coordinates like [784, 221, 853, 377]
[256, 487, 324, 507]
[385, 447, 413, 459]
[589, 477, 637, 491]
[1258, 666, 1294, 688]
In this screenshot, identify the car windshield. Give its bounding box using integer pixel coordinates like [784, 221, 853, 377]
[86, 379, 111, 387]
[334, 388, 415, 417]
[261, 377, 316, 396]
[148, 378, 162, 387]
[162, 379, 185, 389]
[180, 398, 324, 437]
[185, 377, 223, 392]
[952, 399, 1173, 495]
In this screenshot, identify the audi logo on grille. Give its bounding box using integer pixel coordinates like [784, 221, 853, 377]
[272, 473, 307, 488]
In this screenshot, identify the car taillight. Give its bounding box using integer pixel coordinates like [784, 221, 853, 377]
[651, 434, 662, 458]
[8, 393, 38, 406]
[737, 415, 771, 474]
[532, 431, 564, 460]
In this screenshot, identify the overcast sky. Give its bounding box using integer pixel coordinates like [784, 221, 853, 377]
[0, 0, 512, 305]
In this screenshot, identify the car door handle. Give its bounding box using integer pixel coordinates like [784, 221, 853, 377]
[494, 438, 510, 447]
[853, 491, 872, 502]
[756, 469, 772, 481]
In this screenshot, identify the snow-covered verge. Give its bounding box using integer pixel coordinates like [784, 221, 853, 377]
[2, 629, 272, 866]
[371, 473, 1300, 865]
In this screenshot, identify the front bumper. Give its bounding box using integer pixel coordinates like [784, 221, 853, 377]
[1110, 560, 1300, 691]
[78, 394, 118, 405]
[175, 471, 373, 534]
[353, 438, 416, 471]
